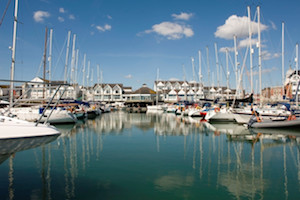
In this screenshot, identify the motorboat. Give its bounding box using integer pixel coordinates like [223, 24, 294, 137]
[0, 115, 60, 139]
[188, 107, 207, 118]
[146, 105, 164, 112]
[9, 107, 77, 124]
[248, 114, 300, 129]
[205, 107, 235, 122]
[233, 106, 291, 124]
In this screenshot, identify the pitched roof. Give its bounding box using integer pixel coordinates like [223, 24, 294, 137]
[133, 85, 156, 94]
[93, 83, 124, 88]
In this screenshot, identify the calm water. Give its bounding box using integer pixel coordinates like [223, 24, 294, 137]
[0, 112, 300, 200]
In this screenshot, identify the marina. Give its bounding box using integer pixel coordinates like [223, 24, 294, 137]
[0, 112, 300, 199]
[1, 0, 300, 199]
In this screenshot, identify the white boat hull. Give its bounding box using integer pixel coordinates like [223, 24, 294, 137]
[147, 105, 163, 112]
[205, 109, 235, 122]
[250, 118, 300, 128]
[0, 116, 60, 139]
[233, 113, 252, 124]
[9, 108, 77, 124]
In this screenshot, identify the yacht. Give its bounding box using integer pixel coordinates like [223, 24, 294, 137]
[0, 115, 60, 139]
[8, 107, 77, 124]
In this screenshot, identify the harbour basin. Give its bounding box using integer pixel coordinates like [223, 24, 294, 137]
[0, 112, 299, 199]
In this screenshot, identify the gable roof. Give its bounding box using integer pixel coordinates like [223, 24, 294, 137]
[93, 83, 124, 88]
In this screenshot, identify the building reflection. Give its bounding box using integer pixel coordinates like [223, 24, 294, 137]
[1, 112, 300, 199]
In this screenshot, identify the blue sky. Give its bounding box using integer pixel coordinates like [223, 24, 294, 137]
[0, 0, 300, 91]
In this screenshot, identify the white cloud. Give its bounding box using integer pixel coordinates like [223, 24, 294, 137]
[238, 38, 258, 48]
[33, 11, 50, 23]
[169, 78, 179, 81]
[262, 51, 281, 60]
[270, 20, 277, 30]
[96, 24, 112, 32]
[215, 15, 268, 40]
[172, 12, 193, 20]
[145, 21, 194, 40]
[253, 67, 278, 75]
[262, 50, 272, 60]
[69, 14, 75, 20]
[58, 16, 64, 22]
[219, 47, 234, 53]
[125, 74, 133, 79]
[59, 7, 66, 13]
[107, 15, 112, 19]
[273, 53, 281, 58]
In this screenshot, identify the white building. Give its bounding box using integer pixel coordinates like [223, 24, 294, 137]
[82, 83, 132, 102]
[285, 68, 300, 99]
[22, 77, 79, 100]
[154, 80, 236, 102]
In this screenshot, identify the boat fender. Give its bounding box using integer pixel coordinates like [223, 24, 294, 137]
[288, 115, 296, 121]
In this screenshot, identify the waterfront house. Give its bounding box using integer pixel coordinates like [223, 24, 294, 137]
[22, 77, 79, 100]
[285, 68, 300, 100]
[154, 80, 237, 102]
[91, 83, 125, 102]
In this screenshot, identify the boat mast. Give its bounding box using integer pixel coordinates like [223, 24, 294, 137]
[234, 35, 239, 96]
[214, 43, 220, 90]
[87, 60, 90, 88]
[247, 6, 254, 94]
[82, 53, 86, 100]
[42, 27, 48, 99]
[64, 30, 71, 84]
[182, 64, 187, 101]
[296, 43, 298, 73]
[206, 46, 210, 96]
[257, 6, 262, 107]
[91, 67, 94, 101]
[156, 68, 159, 105]
[75, 49, 79, 84]
[296, 43, 299, 104]
[70, 34, 76, 84]
[9, 0, 19, 107]
[282, 22, 285, 99]
[97, 64, 100, 84]
[198, 50, 202, 97]
[191, 57, 196, 100]
[48, 28, 53, 95]
[87, 61, 90, 101]
[226, 48, 229, 99]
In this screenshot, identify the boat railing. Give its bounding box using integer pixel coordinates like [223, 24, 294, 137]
[0, 79, 70, 126]
[35, 85, 67, 126]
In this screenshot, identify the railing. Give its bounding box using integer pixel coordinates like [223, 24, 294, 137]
[0, 79, 70, 126]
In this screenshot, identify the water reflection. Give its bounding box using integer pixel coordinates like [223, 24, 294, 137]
[0, 112, 300, 199]
[0, 135, 59, 200]
[154, 171, 194, 191]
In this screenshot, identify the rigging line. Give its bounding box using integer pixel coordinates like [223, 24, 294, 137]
[228, 51, 236, 73]
[36, 54, 44, 78]
[0, 0, 12, 27]
[285, 24, 296, 51]
[260, 12, 276, 54]
[53, 34, 68, 80]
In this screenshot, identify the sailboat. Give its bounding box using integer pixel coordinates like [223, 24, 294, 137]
[0, 0, 60, 139]
[0, 115, 60, 139]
